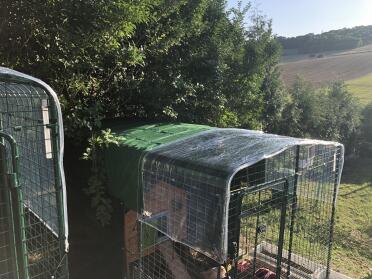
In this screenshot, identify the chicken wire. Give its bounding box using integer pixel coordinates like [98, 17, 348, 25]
[136, 128, 344, 278]
[228, 145, 343, 279]
[0, 136, 20, 279]
[0, 67, 68, 279]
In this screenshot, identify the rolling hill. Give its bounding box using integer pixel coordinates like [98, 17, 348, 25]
[279, 44, 372, 104]
[278, 25, 372, 55]
[347, 72, 372, 105]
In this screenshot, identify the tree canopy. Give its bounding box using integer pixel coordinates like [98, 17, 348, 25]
[0, 0, 363, 149]
[0, 0, 283, 139]
[280, 78, 361, 149]
[278, 25, 372, 54]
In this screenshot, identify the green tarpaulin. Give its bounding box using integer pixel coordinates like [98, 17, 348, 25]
[103, 122, 211, 211]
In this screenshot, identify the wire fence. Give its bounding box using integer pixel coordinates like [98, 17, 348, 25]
[0, 80, 68, 279]
[130, 132, 343, 279]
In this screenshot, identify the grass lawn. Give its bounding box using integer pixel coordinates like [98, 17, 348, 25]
[331, 157, 372, 278]
[347, 73, 372, 105]
[238, 157, 371, 278]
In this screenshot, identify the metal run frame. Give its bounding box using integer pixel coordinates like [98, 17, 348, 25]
[134, 142, 343, 279]
[0, 67, 68, 279]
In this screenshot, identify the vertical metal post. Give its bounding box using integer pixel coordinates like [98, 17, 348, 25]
[229, 192, 243, 279]
[0, 97, 20, 279]
[9, 173, 29, 279]
[0, 143, 20, 279]
[0, 132, 29, 279]
[326, 147, 341, 278]
[251, 191, 261, 278]
[286, 146, 301, 278]
[276, 180, 289, 279]
[139, 221, 145, 279]
[49, 103, 69, 276]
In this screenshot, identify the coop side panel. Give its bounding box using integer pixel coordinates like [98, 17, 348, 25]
[0, 75, 69, 278]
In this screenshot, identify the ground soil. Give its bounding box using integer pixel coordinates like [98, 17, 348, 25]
[65, 142, 124, 279]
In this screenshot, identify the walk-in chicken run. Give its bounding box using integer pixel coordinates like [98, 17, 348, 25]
[102, 123, 347, 279]
[0, 67, 68, 279]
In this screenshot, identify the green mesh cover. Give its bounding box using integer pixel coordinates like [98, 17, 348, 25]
[103, 122, 211, 211]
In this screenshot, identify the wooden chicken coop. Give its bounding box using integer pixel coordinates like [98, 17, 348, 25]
[102, 122, 347, 279]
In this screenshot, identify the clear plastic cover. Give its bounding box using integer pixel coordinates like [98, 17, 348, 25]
[140, 128, 344, 263]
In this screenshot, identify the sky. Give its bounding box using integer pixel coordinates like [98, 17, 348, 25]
[227, 0, 372, 37]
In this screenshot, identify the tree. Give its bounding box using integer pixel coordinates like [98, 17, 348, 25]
[279, 78, 361, 154]
[320, 81, 361, 148]
[279, 77, 324, 138]
[1, 0, 157, 140]
[359, 102, 372, 156]
[261, 66, 289, 133]
[1, 0, 282, 137]
[277, 25, 372, 54]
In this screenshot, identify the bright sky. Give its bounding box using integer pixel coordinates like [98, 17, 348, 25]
[227, 0, 372, 37]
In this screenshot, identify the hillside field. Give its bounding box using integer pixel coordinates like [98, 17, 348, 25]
[280, 45, 372, 105]
[347, 73, 372, 105]
[280, 44, 372, 85]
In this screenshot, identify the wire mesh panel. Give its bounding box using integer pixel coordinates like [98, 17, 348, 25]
[135, 129, 344, 279]
[0, 175, 15, 279]
[0, 69, 68, 279]
[141, 164, 226, 262]
[0, 140, 18, 279]
[133, 223, 222, 279]
[287, 145, 342, 279]
[227, 145, 343, 279]
[229, 181, 290, 279]
[228, 149, 297, 279]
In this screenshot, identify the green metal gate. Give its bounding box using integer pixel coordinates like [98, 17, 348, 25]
[0, 132, 28, 279]
[0, 67, 68, 279]
[229, 179, 290, 279]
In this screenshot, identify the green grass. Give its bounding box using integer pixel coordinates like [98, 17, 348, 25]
[347, 73, 372, 105]
[238, 158, 372, 278]
[332, 157, 372, 278]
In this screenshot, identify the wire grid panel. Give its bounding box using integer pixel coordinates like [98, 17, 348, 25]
[289, 145, 342, 277]
[141, 161, 227, 262]
[140, 129, 343, 266]
[138, 142, 342, 279]
[0, 140, 17, 279]
[0, 81, 68, 279]
[0, 180, 15, 279]
[228, 145, 342, 279]
[134, 223, 221, 279]
[233, 185, 290, 278]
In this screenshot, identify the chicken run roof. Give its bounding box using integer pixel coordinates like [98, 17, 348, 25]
[104, 123, 343, 202]
[104, 122, 344, 262]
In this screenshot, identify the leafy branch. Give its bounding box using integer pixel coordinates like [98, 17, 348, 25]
[83, 129, 123, 226]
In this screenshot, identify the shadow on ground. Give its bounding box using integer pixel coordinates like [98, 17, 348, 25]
[341, 157, 372, 185]
[65, 142, 123, 279]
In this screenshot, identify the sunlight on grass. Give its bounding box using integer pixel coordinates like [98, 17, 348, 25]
[237, 158, 372, 278]
[331, 158, 372, 278]
[347, 73, 372, 105]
